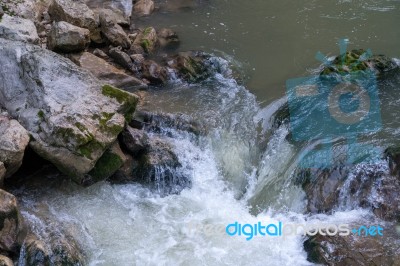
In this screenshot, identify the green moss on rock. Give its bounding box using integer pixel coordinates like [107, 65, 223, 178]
[88, 148, 124, 182]
[101, 84, 139, 122]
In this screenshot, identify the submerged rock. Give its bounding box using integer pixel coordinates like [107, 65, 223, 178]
[47, 21, 90, 53]
[0, 113, 30, 178]
[0, 189, 26, 255]
[0, 38, 139, 183]
[0, 14, 39, 44]
[69, 51, 146, 90]
[141, 60, 169, 85]
[158, 28, 180, 50]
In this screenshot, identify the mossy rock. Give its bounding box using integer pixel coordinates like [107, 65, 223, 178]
[321, 49, 398, 76]
[88, 143, 126, 184]
[101, 84, 139, 122]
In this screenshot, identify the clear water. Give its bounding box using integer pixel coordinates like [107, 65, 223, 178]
[14, 0, 400, 265]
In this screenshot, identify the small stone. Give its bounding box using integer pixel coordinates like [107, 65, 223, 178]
[93, 48, 108, 59]
[158, 28, 180, 49]
[109, 46, 133, 70]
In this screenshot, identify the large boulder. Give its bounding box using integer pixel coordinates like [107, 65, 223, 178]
[0, 113, 30, 178]
[0, 38, 139, 183]
[98, 9, 131, 49]
[0, 14, 39, 44]
[69, 52, 146, 90]
[0, 189, 26, 254]
[85, 0, 132, 20]
[47, 21, 90, 53]
[48, 0, 100, 42]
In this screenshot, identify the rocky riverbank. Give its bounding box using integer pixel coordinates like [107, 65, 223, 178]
[0, 0, 217, 264]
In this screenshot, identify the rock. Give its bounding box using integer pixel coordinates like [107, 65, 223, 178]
[109, 46, 133, 70]
[21, 233, 86, 266]
[92, 48, 108, 59]
[0, 255, 13, 266]
[85, 0, 133, 20]
[297, 160, 400, 222]
[385, 146, 400, 176]
[141, 60, 169, 85]
[129, 44, 145, 55]
[133, 0, 154, 16]
[69, 52, 146, 90]
[109, 153, 137, 183]
[158, 28, 180, 50]
[87, 142, 127, 185]
[321, 49, 399, 76]
[93, 7, 129, 27]
[296, 166, 348, 214]
[0, 114, 30, 178]
[48, 0, 100, 42]
[0, 14, 39, 44]
[47, 21, 90, 53]
[0, 189, 26, 254]
[0, 0, 47, 22]
[166, 51, 211, 82]
[120, 126, 149, 155]
[0, 162, 5, 187]
[99, 9, 131, 49]
[134, 27, 158, 54]
[134, 137, 191, 195]
[0, 39, 139, 183]
[130, 110, 205, 135]
[0, 6, 4, 20]
[304, 221, 400, 265]
[130, 54, 145, 71]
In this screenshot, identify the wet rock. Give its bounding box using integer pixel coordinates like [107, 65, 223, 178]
[21, 233, 86, 266]
[166, 51, 211, 82]
[0, 189, 26, 254]
[69, 52, 146, 90]
[134, 27, 158, 54]
[304, 221, 400, 266]
[130, 53, 145, 72]
[87, 142, 127, 185]
[296, 166, 349, 214]
[0, 255, 13, 266]
[158, 28, 180, 50]
[321, 49, 399, 76]
[109, 46, 133, 70]
[141, 60, 169, 85]
[109, 153, 137, 183]
[385, 146, 400, 176]
[99, 9, 131, 49]
[134, 137, 191, 195]
[0, 39, 139, 183]
[120, 126, 149, 155]
[0, 7, 4, 20]
[47, 21, 90, 53]
[0, 14, 39, 44]
[297, 160, 400, 222]
[133, 0, 155, 16]
[0, 114, 30, 178]
[131, 110, 205, 135]
[48, 0, 100, 42]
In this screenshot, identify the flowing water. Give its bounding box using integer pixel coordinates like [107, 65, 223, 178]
[12, 0, 400, 265]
